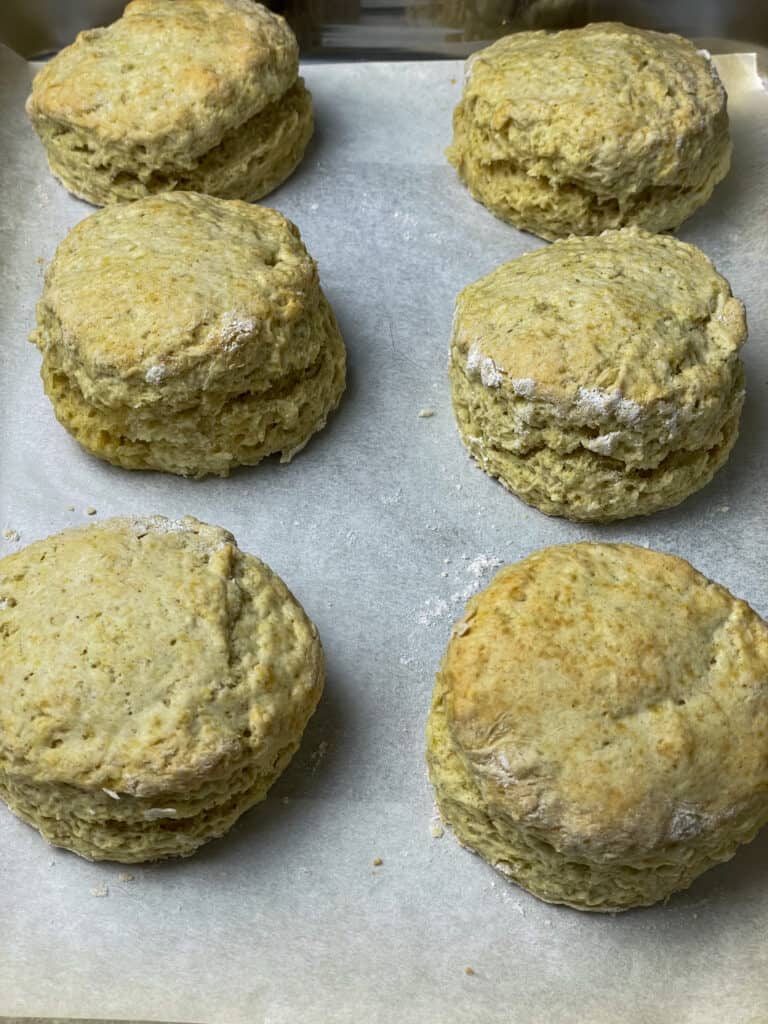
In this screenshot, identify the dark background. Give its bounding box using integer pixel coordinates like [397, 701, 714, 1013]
[3, 0, 768, 60]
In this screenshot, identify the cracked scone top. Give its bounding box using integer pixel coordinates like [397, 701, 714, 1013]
[449, 228, 746, 521]
[26, 0, 313, 204]
[0, 516, 324, 862]
[32, 191, 346, 477]
[447, 22, 731, 239]
[426, 543, 768, 911]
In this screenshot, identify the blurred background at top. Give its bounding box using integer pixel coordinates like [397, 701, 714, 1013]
[3, 0, 768, 60]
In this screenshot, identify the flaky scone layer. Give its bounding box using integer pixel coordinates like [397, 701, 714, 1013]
[36, 77, 314, 206]
[41, 293, 346, 477]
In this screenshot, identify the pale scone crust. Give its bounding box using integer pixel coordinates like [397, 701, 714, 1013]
[447, 22, 731, 239]
[427, 543, 768, 911]
[26, 0, 312, 204]
[32, 192, 347, 477]
[0, 516, 325, 862]
[449, 228, 746, 521]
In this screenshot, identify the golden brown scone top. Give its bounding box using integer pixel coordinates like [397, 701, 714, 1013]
[453, 228, 746, 408]
[0, 516, 323, 798]
[444, 544, 768, 859]
[33, 192, 321, 406]
[26, 0, 299, 159]
[462, 22, 728, 192]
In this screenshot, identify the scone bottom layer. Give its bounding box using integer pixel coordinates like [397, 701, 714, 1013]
[426, 543, 768, 911]
[0, 516, 325, 862]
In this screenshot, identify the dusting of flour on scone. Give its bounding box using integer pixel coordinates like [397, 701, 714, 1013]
[449, 228, 746, 522]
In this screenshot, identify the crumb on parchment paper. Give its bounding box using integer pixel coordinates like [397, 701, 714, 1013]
[2, 527, 20, 542]
[85, 507, 97, 516]
[418, 408, 435, 418]
[464, 966, 475, 976]
[309, 739, 329, 772]
[372, 857, 383, 867]
[90, 885, 109, 897]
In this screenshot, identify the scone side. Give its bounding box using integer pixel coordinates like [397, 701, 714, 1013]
[38, 293, 346, 477]
[449, 354, 745, 522]
[449, 107, 732, 239]
[34, 77, 314, 206]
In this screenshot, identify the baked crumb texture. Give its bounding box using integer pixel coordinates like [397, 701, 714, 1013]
[449, 228, 746, 522]
[32, 192, 346, 478]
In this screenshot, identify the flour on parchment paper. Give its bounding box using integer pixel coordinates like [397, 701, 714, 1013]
[419, 553, 503, 625]
[401, 553, 503, 668]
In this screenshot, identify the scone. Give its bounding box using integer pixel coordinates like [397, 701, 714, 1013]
[427, 543, 768, 912]
[0, 516, 324, 863]
[449, 228, 746, 522]
[26, 0, 313, 205]
[32, 192, 346, 478]
[447, 22, 731, 239]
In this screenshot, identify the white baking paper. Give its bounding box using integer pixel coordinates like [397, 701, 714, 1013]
[0, 49, 767, 1024]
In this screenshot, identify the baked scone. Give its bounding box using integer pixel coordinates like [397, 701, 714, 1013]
[26, 0, 313, 205]
[450, 228, 746, 522]
[447, 23, 731, 239]
[32, 192, 346, 478]
[0, 516, 324, 863]
[427, 543, 768, 912]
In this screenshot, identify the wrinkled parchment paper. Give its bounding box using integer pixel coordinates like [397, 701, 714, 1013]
[1, 49, 767, 1024]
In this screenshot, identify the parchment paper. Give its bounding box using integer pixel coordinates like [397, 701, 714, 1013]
[1, 49, 767, 1024]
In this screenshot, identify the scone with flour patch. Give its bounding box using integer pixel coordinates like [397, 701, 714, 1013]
[32, 191, 346, 478]
[449, 228, 746, 522]
[0, 516, 325, 862]
[447, 23, 731, 239]
[26, 0, 313, 205]
[427, 542, 768, 911]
